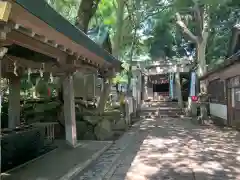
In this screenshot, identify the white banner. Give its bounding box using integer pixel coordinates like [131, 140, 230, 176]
[169, 73, 174, 98]
[190, 72, 196, 96]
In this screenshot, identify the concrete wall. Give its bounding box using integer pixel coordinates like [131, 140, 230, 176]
[147, 87, 153, 99]
[209, 103, 227, 122]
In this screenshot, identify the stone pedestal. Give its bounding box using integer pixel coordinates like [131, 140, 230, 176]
[8, 75, 21, 128]
[63, 74, 77, 147]
[187, 97, 197, 116]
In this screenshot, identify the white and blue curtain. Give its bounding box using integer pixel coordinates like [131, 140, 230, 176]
[169, 73, 174, 99]
[190, 72, 196, 97]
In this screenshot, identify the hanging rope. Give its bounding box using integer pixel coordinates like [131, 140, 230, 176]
[5, 55, 19, 76]
[13, 60, 18, 76]
[39, 63, 45, 77]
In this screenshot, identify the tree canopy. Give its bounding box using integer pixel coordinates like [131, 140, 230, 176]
[45, 0, 240, 71]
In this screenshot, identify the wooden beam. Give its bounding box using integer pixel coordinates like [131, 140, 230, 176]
[2, 55, 55, 72]
[66, 55, 76, 65]
[3, 55, 99, 77]
[6, 30, 67, 63]
[0, 38, 12, 46]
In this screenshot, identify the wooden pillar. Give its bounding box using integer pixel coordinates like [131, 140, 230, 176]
[63, 73, 77, 147]
[0, 48, 8, 130]
[0, 51, 1, 129]
[93, 73, 96, 97]
[1, 2, 12, 174]
[8, 75, 21, 128]
[83, 74, 87, 99]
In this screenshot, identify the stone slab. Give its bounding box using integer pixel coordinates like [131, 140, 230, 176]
[1, 140, 112, 180]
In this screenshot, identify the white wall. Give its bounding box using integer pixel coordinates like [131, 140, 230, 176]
[148, 87, 153, 99]
[209, 103, 227, 121]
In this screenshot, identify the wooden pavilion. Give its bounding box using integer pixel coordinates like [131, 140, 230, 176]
[0, 0, 121, 148]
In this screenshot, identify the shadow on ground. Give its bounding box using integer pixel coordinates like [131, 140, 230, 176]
[110, 115, 240, 180]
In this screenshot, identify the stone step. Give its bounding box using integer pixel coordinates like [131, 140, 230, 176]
[158, 110, 182, 113]
[161, 107, 180, 109]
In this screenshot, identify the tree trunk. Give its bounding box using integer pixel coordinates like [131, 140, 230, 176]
[97, 78, 112, 114]
[197, 33, 208, 122]
[127, 30, 137, 96]
[197, 40, 207, 77]
[96, 0, 125, 114]
[175, 70, 183, 108]
[76, 0, 101, 32]
[112, 0, 124, 58]
[73, 0, 107, 113]
[116, 82, 119, 99]
[127, 66, 132, 96]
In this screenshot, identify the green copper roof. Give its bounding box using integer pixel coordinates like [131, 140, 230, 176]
[15, 0, 120, 67]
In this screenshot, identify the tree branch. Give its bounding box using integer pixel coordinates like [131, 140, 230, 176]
[176, 12, 198, 43]
[193, 1, 203, 38]
[138, 8, 166, 24]
[202, 5, 210, 36]
[124, 1, 137, 27]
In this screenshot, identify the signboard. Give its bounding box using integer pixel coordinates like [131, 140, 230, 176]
[191, 96, 198, 102]
[148, 75, 169, 84]
[190, 72, 196, 97]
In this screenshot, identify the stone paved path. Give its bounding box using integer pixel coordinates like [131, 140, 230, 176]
[75, 114, 240, 180]
[72, 121, 142, 180]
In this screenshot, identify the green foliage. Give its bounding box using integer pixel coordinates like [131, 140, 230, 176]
[150, 0, 240, 65]
[112, 73, 128, 84]
[46, 0, 79, 24]
[45, 0, 239, 69]
[92, 0, 117, 27]
[206, 1, 240, 64]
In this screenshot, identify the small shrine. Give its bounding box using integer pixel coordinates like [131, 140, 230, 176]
[0, 0, 121, 172]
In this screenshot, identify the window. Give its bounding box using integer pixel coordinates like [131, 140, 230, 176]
[208, 79, 225, 103]
[235, 88, 240, 102]
[234, 88, 240, 109]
